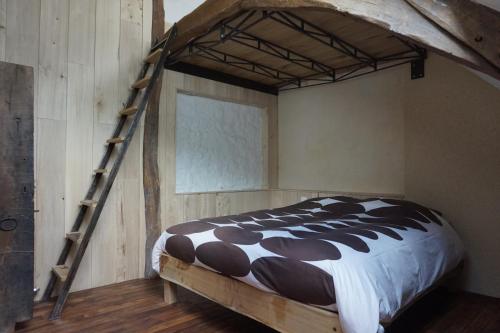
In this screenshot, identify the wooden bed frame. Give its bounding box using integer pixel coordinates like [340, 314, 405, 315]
[160, 254, 343, 333]
[160, 254, 463, 333]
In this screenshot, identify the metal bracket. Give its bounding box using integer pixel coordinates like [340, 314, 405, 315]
[411, 58, 425, 80]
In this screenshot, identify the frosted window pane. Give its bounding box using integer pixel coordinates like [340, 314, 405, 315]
[175, 93, 266, 193]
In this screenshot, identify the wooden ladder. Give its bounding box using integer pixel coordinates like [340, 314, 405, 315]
[41, 25, 177, 320]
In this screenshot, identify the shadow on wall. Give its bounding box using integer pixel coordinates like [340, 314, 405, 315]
[404, 54, 500, 298]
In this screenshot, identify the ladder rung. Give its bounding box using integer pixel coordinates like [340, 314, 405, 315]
[145, 48, 163, 64]
[52, 265, 69, 282]
[132, 77, 150, 89]
[93, 168, 107, 174]
[80, 199, 97, 208]
[119, 106, 138, 116]
[107, 137, 124, 144]
[65, 232, 81, 242]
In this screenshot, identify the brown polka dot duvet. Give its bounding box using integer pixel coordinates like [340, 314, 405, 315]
[153, 197, 464, 333]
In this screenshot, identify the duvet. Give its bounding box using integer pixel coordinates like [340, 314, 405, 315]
[153, 196, 464, 333]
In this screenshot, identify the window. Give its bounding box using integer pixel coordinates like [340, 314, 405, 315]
[175, 93, 267, 193]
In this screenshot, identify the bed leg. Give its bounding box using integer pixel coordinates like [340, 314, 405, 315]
[164, 280, 178, 304]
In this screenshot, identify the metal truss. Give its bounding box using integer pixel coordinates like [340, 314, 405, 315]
[165, 9, 427, 93]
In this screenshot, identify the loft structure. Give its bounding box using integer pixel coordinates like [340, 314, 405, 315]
[159, 0, 500, 94]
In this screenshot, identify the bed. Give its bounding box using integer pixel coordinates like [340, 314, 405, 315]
[153, 196, 464, 333]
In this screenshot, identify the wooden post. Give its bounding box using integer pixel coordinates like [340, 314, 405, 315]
[164, 280, 178, 304]
[143, 0, 165, 278]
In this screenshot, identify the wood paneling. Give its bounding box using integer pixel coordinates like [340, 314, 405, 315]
[2, 0, 151, 298]
[64, 0, 96, 292]
[158, 70, 278, 229]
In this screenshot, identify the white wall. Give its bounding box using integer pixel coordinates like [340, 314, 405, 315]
[278, 67, 406, 195]
[405, 55, 500, 298]
[278, 54, 500, 297]
[164, 0, 204, 24]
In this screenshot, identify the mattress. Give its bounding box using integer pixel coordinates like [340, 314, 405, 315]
[153, 196, 464, 333]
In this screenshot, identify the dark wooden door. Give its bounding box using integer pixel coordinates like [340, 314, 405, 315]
[0, 61, 35, 332]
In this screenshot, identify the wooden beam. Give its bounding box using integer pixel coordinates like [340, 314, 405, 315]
[143, 0, 165, 279]
[80, 199, 97, 207]
[52, 265, 69, 282]
[132, 77, 151, 89]
[106, 137, 125, 144]
[163, 280, 178, 304]
[145, 48, 163, 64]
[160, 254, 343, 333]
[119, 106, 138, 116]
[405, 0, 500, 71]
[166, 62, 279, 95]
[65, 232, 81, 242]
[158, 0, 500, 80]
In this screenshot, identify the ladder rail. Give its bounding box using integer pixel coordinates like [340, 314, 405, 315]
[47, 25, 178, 320]
[41, 58, 153, 303]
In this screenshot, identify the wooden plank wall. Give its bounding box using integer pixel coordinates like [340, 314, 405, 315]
[157, 70, 278, 232]
[0, 0, 152, 298]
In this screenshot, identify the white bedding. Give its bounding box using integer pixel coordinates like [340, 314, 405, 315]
[153, 197, 464, 333]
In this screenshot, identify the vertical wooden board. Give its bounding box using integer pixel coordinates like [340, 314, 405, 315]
[64, 0, 97, 292]
[138, 121, 146, 276]
[261, 106, 270, 189]
[118, 0, 142, 104]
[184, 193, 216, 221]
[120, 118, 142, 180]
[215, 193, 231, 217]
[163, 71, 184, 227]
[121, 0, 142, 25]
[94, 0, 120, 125]
[65, 63, 94, 292]
[267, 95, 279, 188]
[35, 119, 66, 298]
[198, 193, 217, 218]
[183, 194, 199, 221]
[4, 0, 40, 67]
[142, 0, 152, 55]
[90, 124, 118, 287]
[242, 191, 270, 212]
[215, 191, 269, 216]
[0, 0, 5, 61]
[68, 0, 96, 66]
[115, 179, 141, 281]
[118, 19, 142, 119]
[117, 1, 143, 178]
[118, 0, 144, 279]
[38, 0, 69, 121]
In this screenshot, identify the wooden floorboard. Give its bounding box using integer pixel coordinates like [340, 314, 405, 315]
[16, 279, 500, 333]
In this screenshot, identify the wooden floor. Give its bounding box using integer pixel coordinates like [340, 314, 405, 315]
[16, 279, 500, 333]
